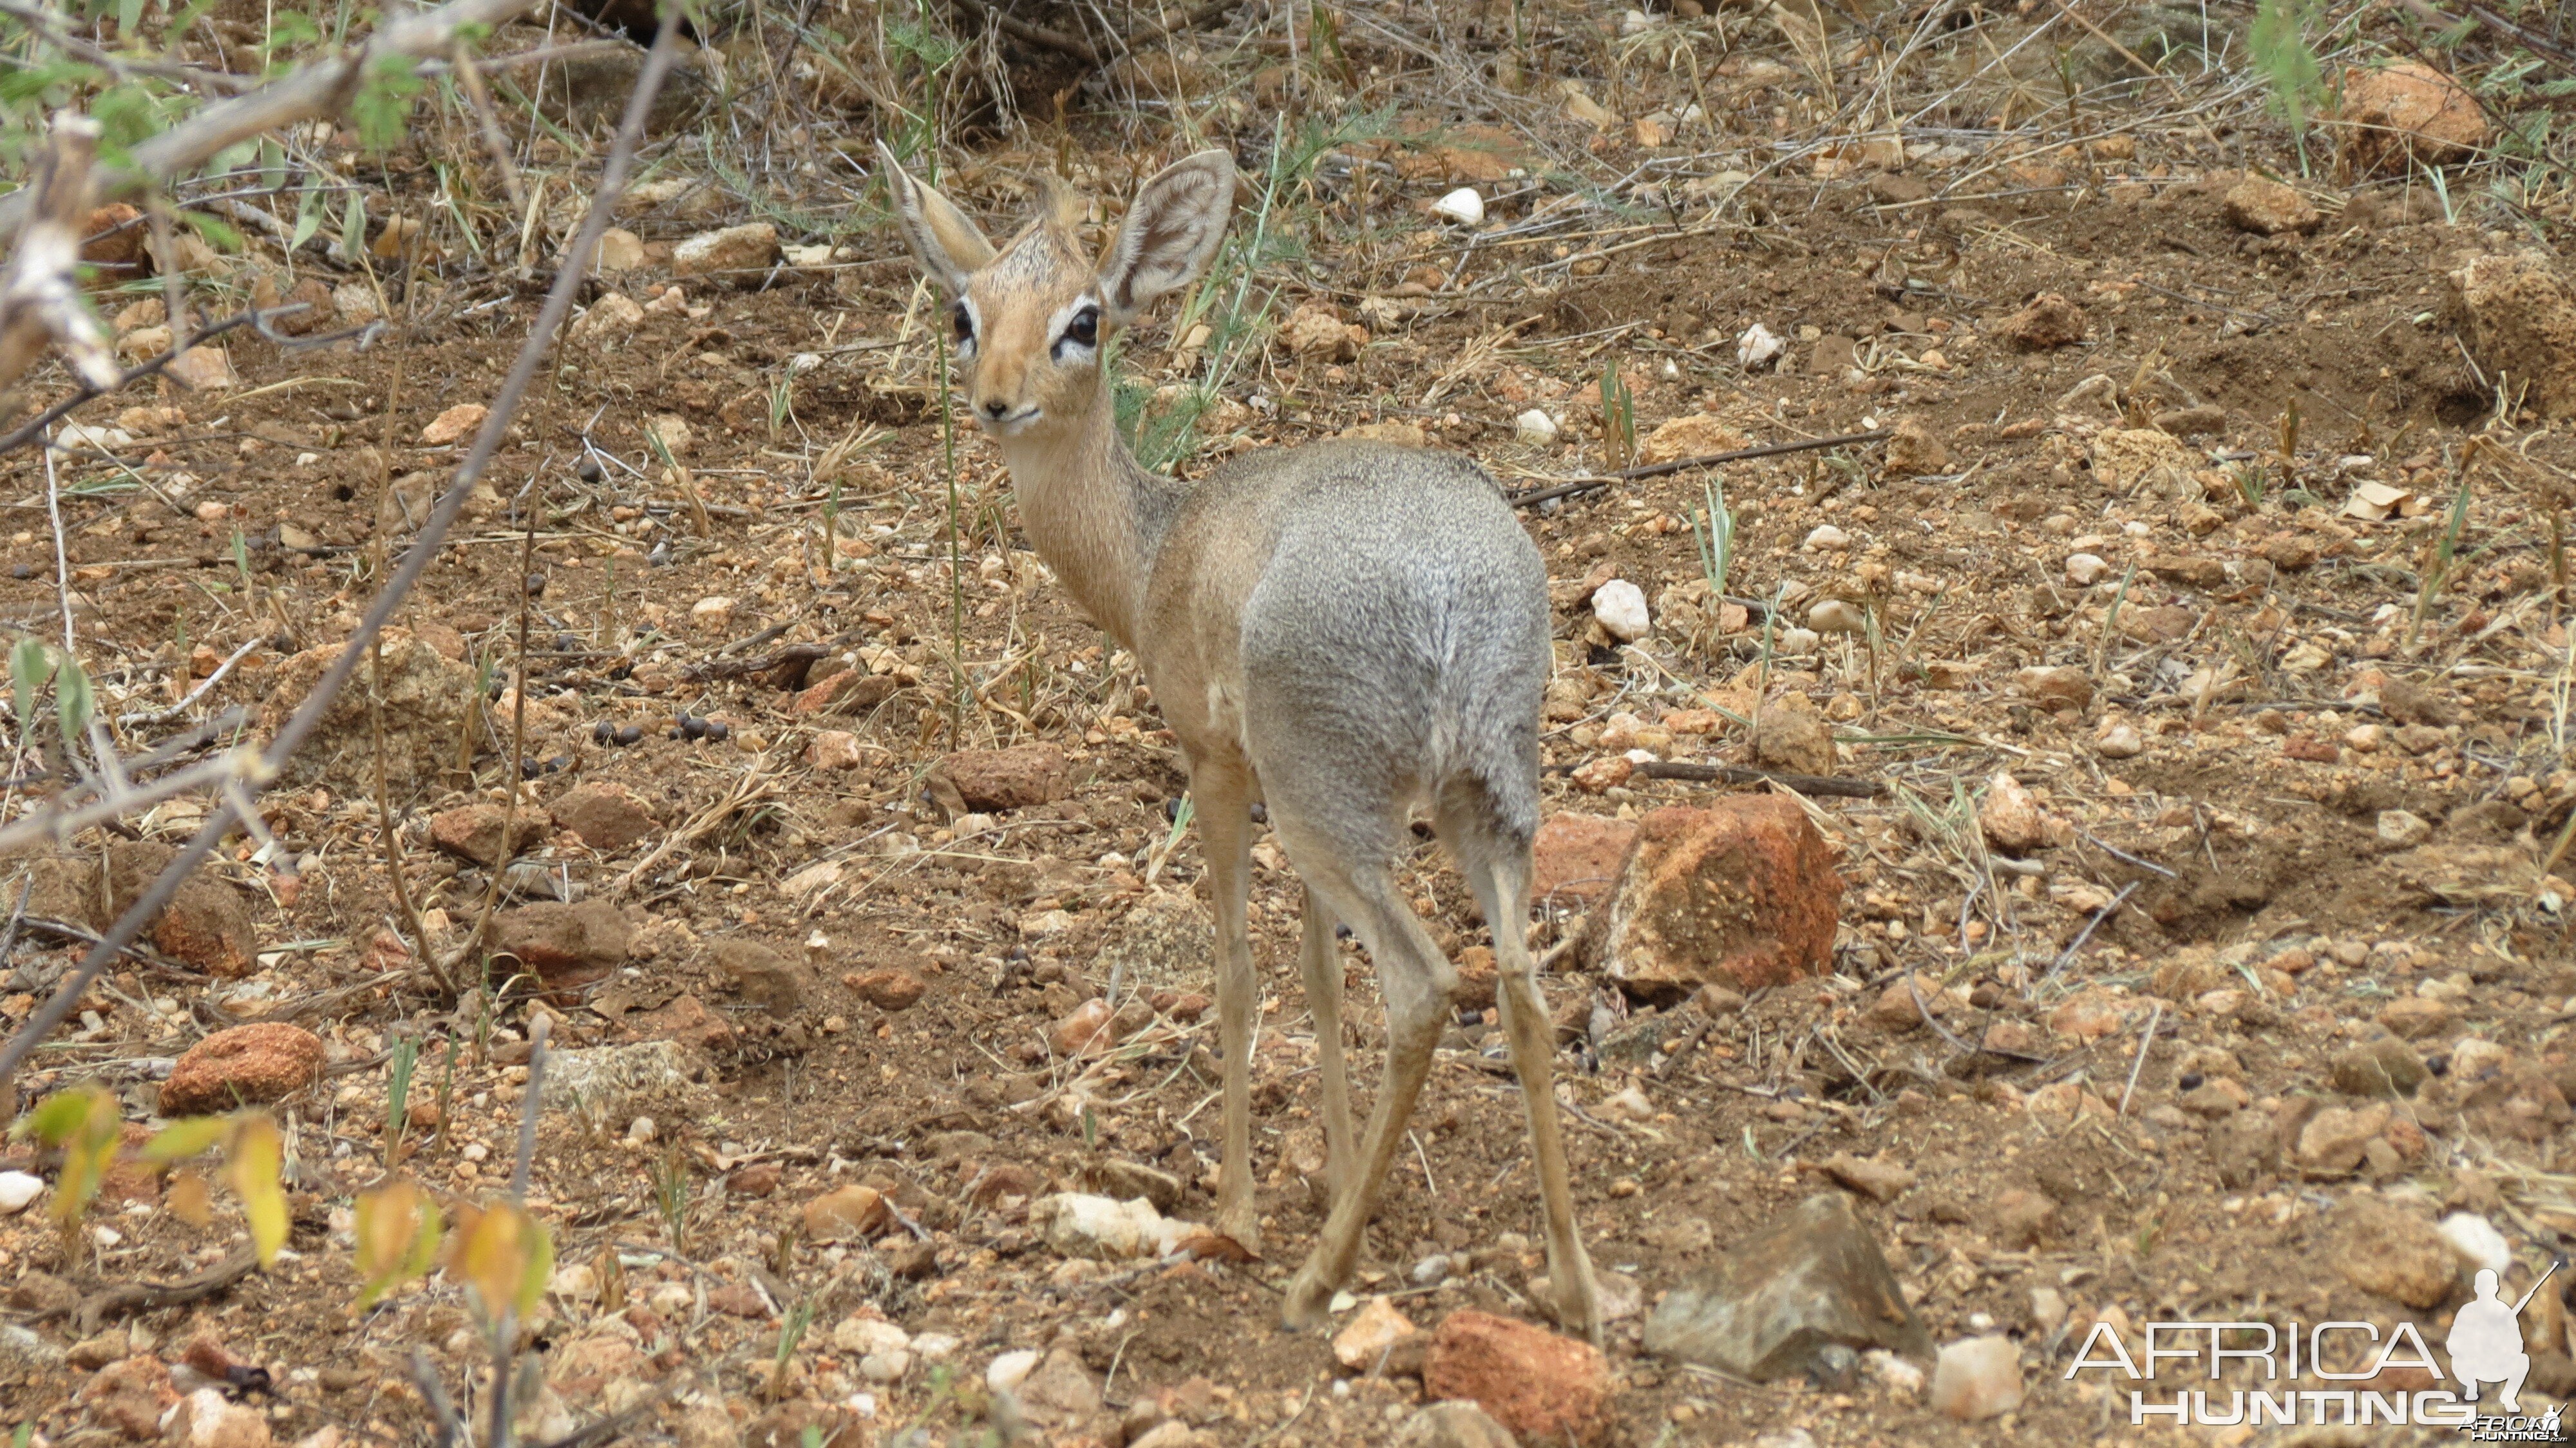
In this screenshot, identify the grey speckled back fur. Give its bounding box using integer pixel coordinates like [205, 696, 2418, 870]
[1224, 443, 1549, 862]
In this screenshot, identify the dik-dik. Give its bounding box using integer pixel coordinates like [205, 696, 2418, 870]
[880, 145, 1600, 1339]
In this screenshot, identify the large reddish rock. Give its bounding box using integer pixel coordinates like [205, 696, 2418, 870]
[428, 804, 539, 866]
[929, 744, 1066, 812]
[104, 841, 255, 978]
[491, 899, 633, 989]
[549, 781, 661, 853]
[160, 1024, 325, 1116]
[1530, 814, 1637, 908]
[2337, 61, 2486, 176]
[1422, 1310, 1611, 1447]
[2449, 252, 2576, 421]
[1584, 799, 1842, 1001]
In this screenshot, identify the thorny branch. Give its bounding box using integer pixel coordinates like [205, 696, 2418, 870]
[0, 14, 687, 1113]
[0, 113, 119, 399]
[0, 0, 551, 242]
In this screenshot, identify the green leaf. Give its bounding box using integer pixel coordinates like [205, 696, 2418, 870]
[54, 655, 92, 747]
[180, 209, 243, 252]
[291, 186, 324, 251]
[225, 1114, 288, 1265]
[337, 191, 367, 264]
[141, 1115, 232, 1163]
[350, 52, 425, 153]
[11, 636, 52, 735]
[22, 1085, 98, 1144]
[26, 1087, 120, 1233]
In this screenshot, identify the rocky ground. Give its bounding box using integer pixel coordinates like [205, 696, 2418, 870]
[7, 0, 2576, 1445]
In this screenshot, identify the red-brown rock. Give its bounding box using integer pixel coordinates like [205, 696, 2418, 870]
[930, 743, 1066, 812]
[849, 967, 927, 1012]
[2449, 252, 2576, 422]
[549, 782, 661, 853]
[637, 993, 735, 1054]
[1531, 813, 1638, 907]
[790, 671, 898, 718]
[160, 1024, 325, 1116]
[80, 1355, 176, 1441]
[1422, 1310, 1612, 1447]
[1993, 293, 2087, 351]
[712, 939, 816, 1015]
[428, 804, 538, 865]
[104, 841, 256, 978]
[2338, 61, 2486, 176]
[491, 899, 633, 989]
[80, 204, 150, 282]
[1586, 799, 1843, 1001]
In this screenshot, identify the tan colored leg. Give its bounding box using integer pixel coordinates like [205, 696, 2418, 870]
[1282, 872, 1453, 1329]
[1293, 883, 1356, 1206]
[1194, 761, 1262, 1254]
[1464, 836, 1601, 1344]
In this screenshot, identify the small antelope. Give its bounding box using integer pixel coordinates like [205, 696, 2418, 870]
[880, 145, 1600, 1338]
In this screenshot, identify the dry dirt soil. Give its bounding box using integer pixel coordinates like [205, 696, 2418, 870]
[7, 3, 2576, 1446]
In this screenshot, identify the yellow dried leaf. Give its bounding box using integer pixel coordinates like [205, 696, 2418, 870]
[354, 1178, 444, 1308]
[142, 1116, 232, 1164]
[448, 1199, 552, 1322]
[225, 1113, 288, 1265]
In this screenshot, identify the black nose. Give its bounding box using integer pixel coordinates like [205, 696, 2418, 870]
[982, 400, 1010, 419]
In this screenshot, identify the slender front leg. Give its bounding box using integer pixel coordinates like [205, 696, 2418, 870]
[1293, 883, 1355, 1207]
[1193, 760, 1262, 1253]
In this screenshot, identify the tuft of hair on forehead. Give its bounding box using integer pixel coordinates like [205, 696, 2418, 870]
[1035, 170, 1087, 233]
[985, 172, 1093, 277]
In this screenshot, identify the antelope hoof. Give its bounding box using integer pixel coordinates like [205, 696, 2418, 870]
[1551, 1268, 1605, 1347]
[1282, 1259, 1335, 1331]
[1214, 1203, 1262, 1259]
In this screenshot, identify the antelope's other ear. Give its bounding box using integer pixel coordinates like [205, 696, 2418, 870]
[1097, 149, 1235, 325]
[876, 141, 996, 295]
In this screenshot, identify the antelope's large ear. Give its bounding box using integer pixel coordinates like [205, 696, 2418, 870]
[1097, 150, 1235, 326]
[876, 141, 995, 296]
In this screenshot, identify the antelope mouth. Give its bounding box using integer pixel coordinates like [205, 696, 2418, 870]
[977, 405, 1043, 433]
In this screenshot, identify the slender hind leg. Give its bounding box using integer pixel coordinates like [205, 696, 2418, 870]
[1294, 884, 1356, 1207]
[1192, 757, 1262, 1254]
[1279, 850, 1454, 1329]
[1444, 787, 1602, 1343]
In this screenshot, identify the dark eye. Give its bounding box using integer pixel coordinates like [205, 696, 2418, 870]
[952, 303, 973, 345]
[1063, 306, 1098, 348]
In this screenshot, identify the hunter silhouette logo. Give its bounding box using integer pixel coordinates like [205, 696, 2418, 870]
[2450, 1262, 2554, 1415]
[2062, 1257, 2568, 1434]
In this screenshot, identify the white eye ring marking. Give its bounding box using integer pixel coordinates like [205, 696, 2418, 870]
[1047, 294, 1102, 363]
[952, 297, 981, 359]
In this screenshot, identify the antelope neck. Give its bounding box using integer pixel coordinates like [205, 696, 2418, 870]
[993, 395, 1186, 650]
